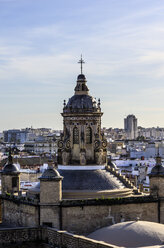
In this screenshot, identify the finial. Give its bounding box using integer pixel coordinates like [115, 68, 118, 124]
[98, 98, 101, 106]
[78, 55, 85, 74]
[156, 144, 162, 166]
[8, 147, 13, 164]
[157, 144, 160, 156]
[63, 99, 66, 107]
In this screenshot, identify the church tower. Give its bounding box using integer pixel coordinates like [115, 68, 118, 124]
[58, 56, 107, 166]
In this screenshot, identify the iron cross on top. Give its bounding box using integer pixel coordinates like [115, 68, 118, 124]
[78, 55, 85, 74]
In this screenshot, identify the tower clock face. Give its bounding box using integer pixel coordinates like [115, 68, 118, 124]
[58, 141, 64, 149]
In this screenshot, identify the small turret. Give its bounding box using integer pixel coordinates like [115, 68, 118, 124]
[149, 151, 164, 197]
[0, 150, 20, 194]
[39, 165, 63, 227]
[39, 165, 63, 204]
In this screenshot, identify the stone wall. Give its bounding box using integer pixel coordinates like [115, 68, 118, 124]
[46, 228, 116, 248]
[40, 180, 62, 204]
[0, 227, 117, 248]
[150, 176, 164, 197]
[0, 227, 42, 247]
[1, 194, 160, 235]
[1, 174, 20, 193]
[40, 205, 60, 228]
[61, 196, 159, 234]
[2, 198, 39, 227]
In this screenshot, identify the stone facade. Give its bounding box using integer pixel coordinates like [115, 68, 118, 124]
[40, 180, 62, 204]
[40, 205, 60, 228]
[2, 198, 39, 226]
[1, 174, 20, 193]
[150, 176, 164, 197]
[61, 197, 159, 234]
[58, 74, 107, 166]
[1, 193, 161, 236]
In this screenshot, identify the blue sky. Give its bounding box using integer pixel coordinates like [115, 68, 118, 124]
[0, 0, 164, 130]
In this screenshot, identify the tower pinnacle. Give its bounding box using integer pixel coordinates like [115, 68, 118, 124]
[78, 55, 85, 74]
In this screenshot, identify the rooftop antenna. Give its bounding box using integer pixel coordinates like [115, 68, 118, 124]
[78, 55, 85, 74]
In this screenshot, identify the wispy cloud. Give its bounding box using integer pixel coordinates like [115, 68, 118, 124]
[0, 0, 164, 129]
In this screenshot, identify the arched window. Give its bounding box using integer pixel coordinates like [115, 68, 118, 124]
[73, 127, 79, 144]
[86, 127, 92, 144]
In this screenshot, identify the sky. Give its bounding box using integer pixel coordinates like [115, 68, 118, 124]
[0, 0, 164, 131]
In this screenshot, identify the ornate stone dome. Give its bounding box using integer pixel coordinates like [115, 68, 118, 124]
[65, 94, 98, 113]
[63, 73, 101, 114]
[88, 221, 164, 247]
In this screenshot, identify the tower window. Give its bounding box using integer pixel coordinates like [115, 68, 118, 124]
[73, 127, 79, 144]
[12, 177, 17, 188]
[86, 127, 92, 144]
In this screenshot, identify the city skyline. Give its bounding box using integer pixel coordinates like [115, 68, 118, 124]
[1, 0, 164, 131]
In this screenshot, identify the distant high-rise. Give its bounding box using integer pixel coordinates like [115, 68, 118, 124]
[124, 114, 138, 139]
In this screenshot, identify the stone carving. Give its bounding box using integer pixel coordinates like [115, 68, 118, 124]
[80, 151, 86, 165]
[58, 72, 107, 166]
[62, 151, 70, 165]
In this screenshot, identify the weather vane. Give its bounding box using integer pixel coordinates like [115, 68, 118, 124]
[78, 55, 85, 74]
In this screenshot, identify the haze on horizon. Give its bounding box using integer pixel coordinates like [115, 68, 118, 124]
[0, 0, 164, 131]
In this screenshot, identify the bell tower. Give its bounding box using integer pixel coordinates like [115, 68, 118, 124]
[149, 151, 164, 198]
[58, 57, 107, 166]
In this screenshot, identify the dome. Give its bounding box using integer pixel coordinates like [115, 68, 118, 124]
[149, 155, 164, 176]
[28, 168, 134, 200]
[3, 163, 19, 173]
[77, 74, 86, 81]
[63, 71, 101, 113]
[150, 164, 164, 176]
[2, 153, 19, 174]
[58, 169, 125, 191]
[39, 166, 61, 180]
[88, 221, 164, 247]
[31, 169, 125, 192]
[65, 95, 97, 112]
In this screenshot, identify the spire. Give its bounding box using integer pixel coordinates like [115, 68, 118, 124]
[75, 56, 89, 95]
[149, 144, 164, 176]
[78, 55, 85, 74]
[157, 145, 160, 156]
[8, 147, 13, 164]
[156, 145, 162, 166]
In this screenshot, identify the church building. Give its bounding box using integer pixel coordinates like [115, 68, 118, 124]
[1, 58, 164, 247]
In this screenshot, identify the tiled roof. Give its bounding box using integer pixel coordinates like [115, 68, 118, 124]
[58, 169, 125, 191]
